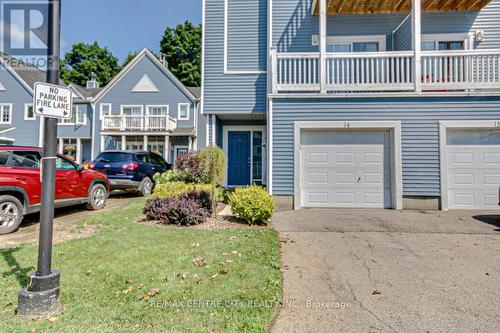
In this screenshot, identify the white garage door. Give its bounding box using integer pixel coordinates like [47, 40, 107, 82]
[300, 130, 392, 208]
[447, 129, 500, 210]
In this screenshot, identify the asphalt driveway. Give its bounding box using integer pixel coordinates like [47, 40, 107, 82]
[271, 209, 500, 332]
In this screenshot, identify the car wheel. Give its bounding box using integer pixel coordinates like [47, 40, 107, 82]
[138, 177, 153, 197]
[86, 184, 108, 211]
[0, 195, 24, 235]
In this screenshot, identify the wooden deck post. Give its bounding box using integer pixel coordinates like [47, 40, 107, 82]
[412, 0, 422, 93]
[319, 0, 327, 93]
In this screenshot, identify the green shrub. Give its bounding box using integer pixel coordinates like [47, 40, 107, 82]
[153, 181, 223, 201]
[198, 146, 226, 184]
[153, 169, 181, 185]
[229, 185, 274, 225]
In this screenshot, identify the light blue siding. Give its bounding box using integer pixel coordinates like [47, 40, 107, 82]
[227, 0, 267, 71]
[272, 97, 500, 197]
[203, 0, 267, 115]
[0, 64, 39, 146]
[57, 103, 93, 138]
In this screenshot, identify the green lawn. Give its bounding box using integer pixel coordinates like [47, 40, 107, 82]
[0, 199, 281, 333]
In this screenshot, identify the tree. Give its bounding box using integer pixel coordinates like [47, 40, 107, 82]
[61, 42, 120, 87]
[122, 51, 140, 68]
[159, 21, 201, 87]
[199, 146, 226, 217]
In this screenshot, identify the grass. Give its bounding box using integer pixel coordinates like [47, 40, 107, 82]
[0, 199, 281, 333]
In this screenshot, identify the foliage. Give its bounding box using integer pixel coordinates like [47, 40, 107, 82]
[0, 198, 281, 333]
[176, 152, 210, 184]
[60, 42, 120, 86]
[122, 51, 140, 68]
[153, 169, 181, 185]
[159, 21, 201, 87]
[229, 185, 275, 225]
[180, 190, 213, 214]
[144, 196, 210, 226]
[152, 181, 223, 201]
[198, 146, 226, 185]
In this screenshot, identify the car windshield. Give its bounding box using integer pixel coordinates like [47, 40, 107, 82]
[95, 153, 132, 163]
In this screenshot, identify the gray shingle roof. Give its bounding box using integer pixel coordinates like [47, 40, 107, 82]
[186, 87, 201, 99]
[70, 84, 102, 98]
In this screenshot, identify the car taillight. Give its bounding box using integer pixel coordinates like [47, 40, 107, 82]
[122, 163, 139, 170]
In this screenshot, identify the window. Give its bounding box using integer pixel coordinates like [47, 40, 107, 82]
[252, 131, 263, 182]
[0, 104, 12, 124]
[100, 103, 113, 119]
[8, 151, 41, 168]
[421, 34, 468, 51]
[122, 106, 143, 116]
[135, 153, 150, 164]
[147, 105, 168, 116]
[0, 151, 10, 165]
[24, 104, 35, 120]
[314, 35, 387, 52]
[56, 156, 76, 171]
[149, 153, 167, 168]
[178, 103, 189, 120]
[61, 138, 78, 161]
[59, 105, 86, 125]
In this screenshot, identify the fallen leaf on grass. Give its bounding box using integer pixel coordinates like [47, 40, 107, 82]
[138, 283, 144, 289]
[142, 288, 160, 301]
[31, 328, 36, 333]
[193, 257, 207, 267]
[210, 274, 219, 279]
[191, 243, 200, 248]
[372, 289, 382, 295]
[46, 316, 57, 323]
[85, 270, 92, 276]
[4, 301, 12, 308]
[122, 287, 133, 295]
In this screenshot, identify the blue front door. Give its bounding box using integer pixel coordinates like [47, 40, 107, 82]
[228, 131, 251, 186]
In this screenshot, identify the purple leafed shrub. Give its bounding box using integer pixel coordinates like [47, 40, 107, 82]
[175, 152, 210, 184]
[144, 196, 210, 226]
[180, 190, 213, 214]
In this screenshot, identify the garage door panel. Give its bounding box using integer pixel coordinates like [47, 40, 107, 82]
[446, 131, 500, 210]
[300, 130, 392, 209]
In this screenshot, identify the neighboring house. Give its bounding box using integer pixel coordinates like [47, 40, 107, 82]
[202, 0, 500, 211]
[93, 49, 205, 164]
[0, 53, 94, 163]
[0, 49, 205, 165]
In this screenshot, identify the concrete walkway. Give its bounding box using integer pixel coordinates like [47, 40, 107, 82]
[271, 209, 500, 333]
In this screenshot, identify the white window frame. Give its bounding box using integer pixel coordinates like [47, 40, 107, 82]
[0, 104, 12, 125]
[120, 105, 144, 116]
[223, 0, 267, 75]
[177, 103, 190, 121]
[24, 103, 35, 120]
[146, 105, 169, 116]
[100, 103, 112, 120]
[312, 34, 387, 52]
[59, 105, 87, 126]
[422, 33, 471, 51]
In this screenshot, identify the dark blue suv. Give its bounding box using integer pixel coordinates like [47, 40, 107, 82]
[91, 151, 172, 196]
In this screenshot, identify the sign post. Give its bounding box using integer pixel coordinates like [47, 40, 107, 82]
[18, 0, 66, 318]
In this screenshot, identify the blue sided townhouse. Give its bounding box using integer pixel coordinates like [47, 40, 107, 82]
[0, 49, 206, 165]
[201, 0, 500, 211]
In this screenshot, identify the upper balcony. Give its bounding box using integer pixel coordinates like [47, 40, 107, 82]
[102, 115, 177, 132]
[270, 0, 498, 96]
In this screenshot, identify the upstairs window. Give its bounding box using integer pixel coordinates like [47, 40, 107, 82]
[147, 105, 168, 116]
[178, 103, 189, 120]
[0, 104, 12, 124]
[100, 103, 113, 119]
[314, 35, 386, 52]
[24, 104, 35, 120]
[59, 105, 86, 125]
[422, 34, 468, 51]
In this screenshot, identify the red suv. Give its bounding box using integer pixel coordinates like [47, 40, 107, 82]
[0, 147, 110, 235]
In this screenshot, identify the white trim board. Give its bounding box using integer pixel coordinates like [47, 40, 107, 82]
[222, 125, 267, 187]
[293, 121, 403, 210]
[312, 34, 387, 51]
[439, 120, 500, 211]
[223, 0, 267, 75]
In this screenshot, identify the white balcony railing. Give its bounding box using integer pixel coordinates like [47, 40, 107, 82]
[271, 49, 500, 94]
[102, 115, 177, 132]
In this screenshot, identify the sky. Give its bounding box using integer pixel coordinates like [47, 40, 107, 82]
[61, 0, 202, 62]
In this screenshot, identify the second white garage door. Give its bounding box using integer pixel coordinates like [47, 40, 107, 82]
[446, 129, 500, 210]
[300, 130, 392, 208]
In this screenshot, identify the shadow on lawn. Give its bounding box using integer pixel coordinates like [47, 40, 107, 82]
[473, 215, 500, 232]
[1, 248, 34, 287]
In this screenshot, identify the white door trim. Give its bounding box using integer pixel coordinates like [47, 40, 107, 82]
[294, 121, 403, 210]
[173, 145, 189, 165]
[222, 125, 267, 187]
[439, 120, 500, 211]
